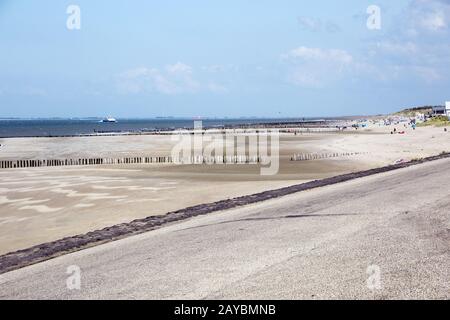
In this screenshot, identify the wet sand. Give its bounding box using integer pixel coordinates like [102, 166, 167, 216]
[2, 156, 450, 298]
[0, 124, 449, 255]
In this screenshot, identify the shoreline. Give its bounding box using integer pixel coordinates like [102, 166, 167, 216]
[0, 118, 352, 139]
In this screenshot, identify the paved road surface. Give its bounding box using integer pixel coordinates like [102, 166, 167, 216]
[1, 159, 449, 299]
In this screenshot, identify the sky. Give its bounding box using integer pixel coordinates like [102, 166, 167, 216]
[0, 0, 450, 118]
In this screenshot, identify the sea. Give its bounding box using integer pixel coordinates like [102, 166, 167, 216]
[0, 118, 323, 138]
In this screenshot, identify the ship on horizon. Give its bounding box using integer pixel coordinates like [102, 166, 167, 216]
[100, 116, 117, 123]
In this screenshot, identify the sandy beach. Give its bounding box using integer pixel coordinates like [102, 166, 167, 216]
[0, 123, 449, 255]
[4, 0, 450, 303]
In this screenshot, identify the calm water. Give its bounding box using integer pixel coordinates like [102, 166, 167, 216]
[0, 118, 316, 138]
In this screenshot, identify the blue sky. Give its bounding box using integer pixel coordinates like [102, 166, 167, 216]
[0, 0, 449, 118]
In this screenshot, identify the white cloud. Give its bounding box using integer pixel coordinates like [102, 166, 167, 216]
[372, 41, 418, 56]
[166, 62, 193, 75]
[282, 41, 445, 88]
[284, 47, 353, 64]
[201, 64, 239, 73]
[118, 67, 177, 94]
[297, 17, 322, 32]
[282, 47, 354, 87]
[117, 62, 227, 95]
[346, 0, 450, 85]
[405, 0, 450, 34]
[297, 16, 341, 33]
[420, 10, 447, 30]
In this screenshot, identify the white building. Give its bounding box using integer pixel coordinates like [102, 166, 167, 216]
[446, 101, 450, 119]
[432, 105, 446, 116]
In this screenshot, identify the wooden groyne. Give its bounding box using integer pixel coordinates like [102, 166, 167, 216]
[280, 127, 361, 134]
[0, 155, 263, 169]
[0, 152, 369, 168]
[290, 152, 368, 161]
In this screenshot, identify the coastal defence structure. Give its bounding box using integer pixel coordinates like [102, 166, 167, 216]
[0, 152, 371, 169]
[290, 152, 368, 161]
[0, 155, 263, 169]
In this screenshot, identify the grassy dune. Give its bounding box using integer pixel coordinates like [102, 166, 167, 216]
[417, 116, 450, 127]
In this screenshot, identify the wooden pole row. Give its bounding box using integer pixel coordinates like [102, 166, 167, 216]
[174, 155, 261, 164]
[290, 152, 368, 161]
[0, 155, 262, 169]
[280, 128, 344, 134]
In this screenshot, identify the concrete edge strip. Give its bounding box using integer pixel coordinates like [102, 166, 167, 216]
[1, 152, 449, 274]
